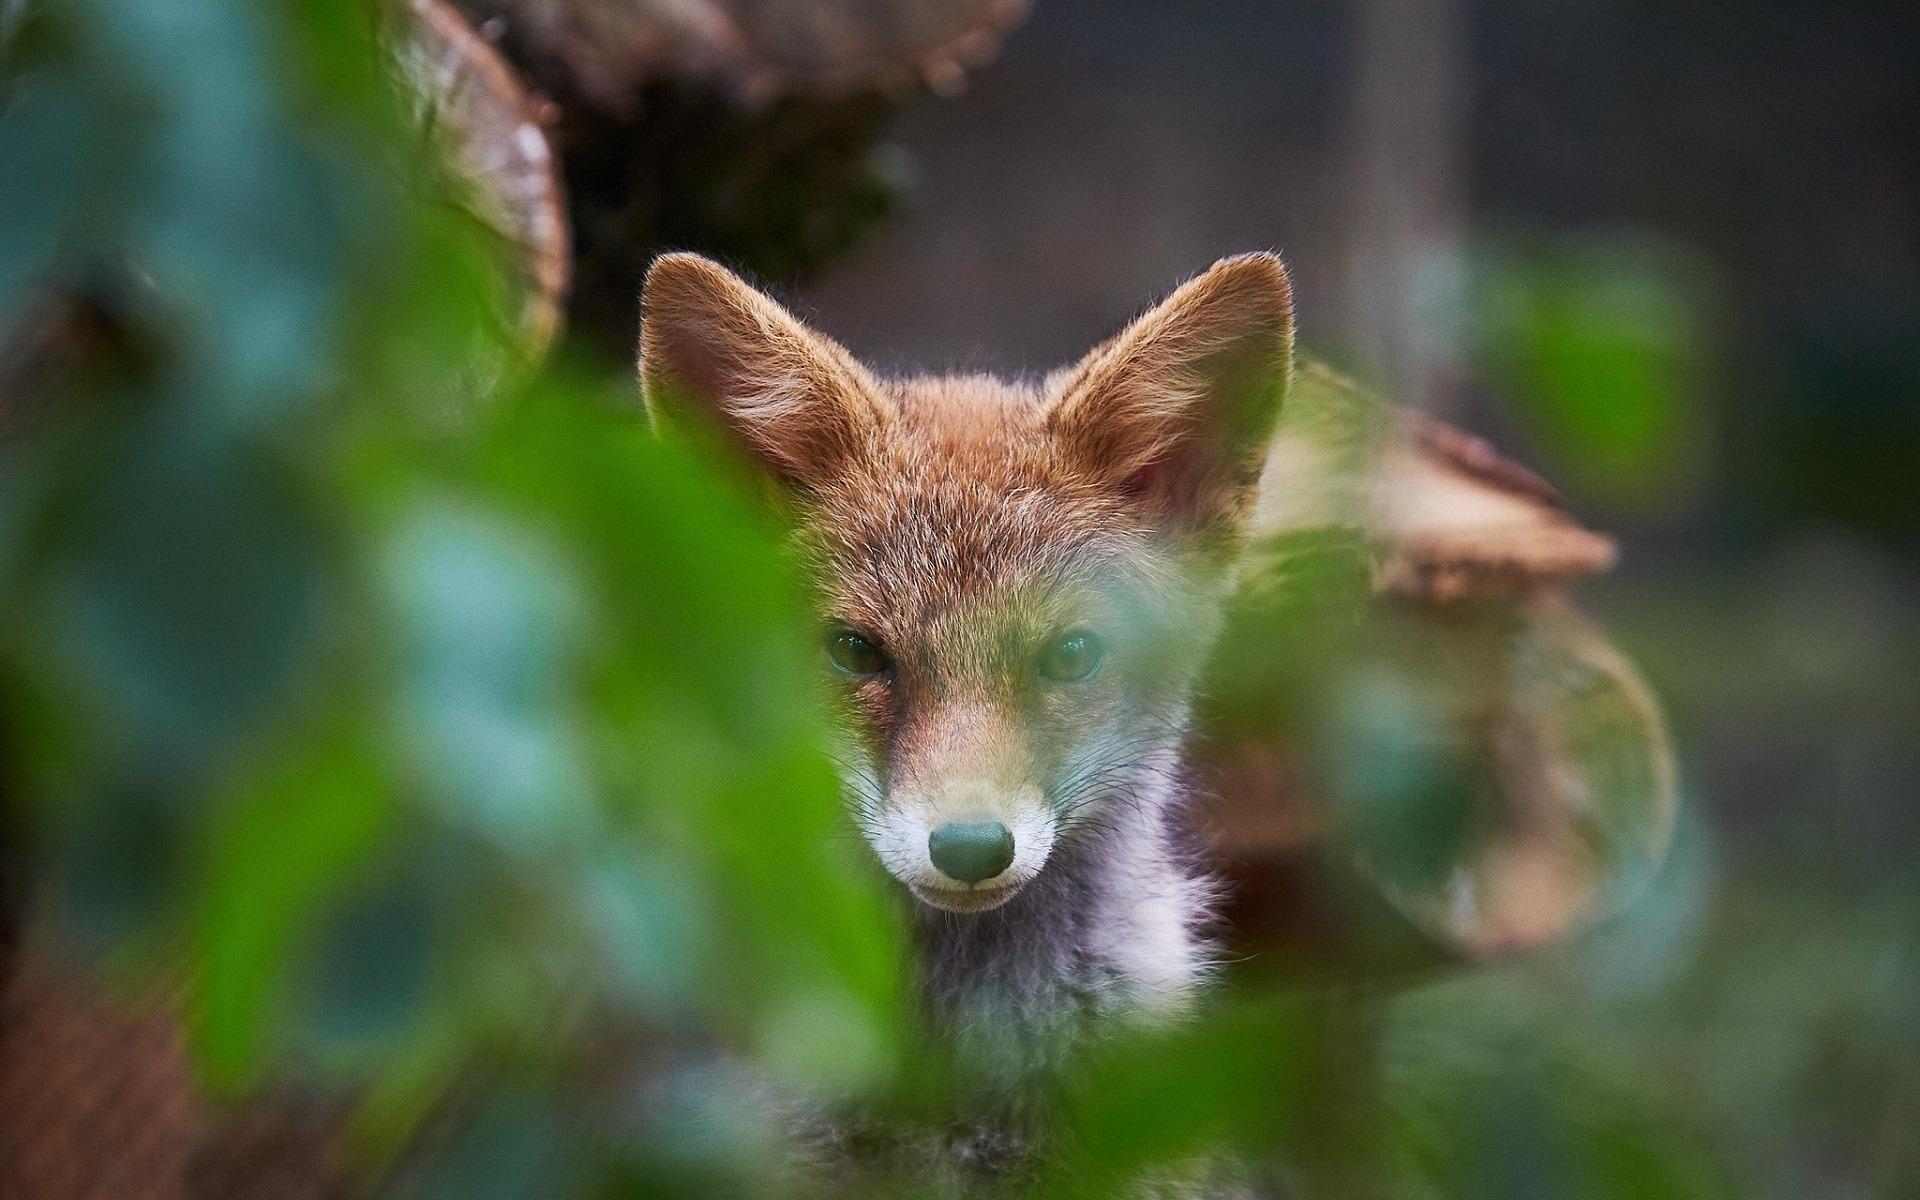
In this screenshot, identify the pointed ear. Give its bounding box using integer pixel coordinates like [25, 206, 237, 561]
[1047, 253, 1294, 537]
[639, 252, 889, 490]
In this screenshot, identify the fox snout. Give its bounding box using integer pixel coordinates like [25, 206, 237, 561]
[868, 771, 1059, 913]
[927, 820, 1014, 884]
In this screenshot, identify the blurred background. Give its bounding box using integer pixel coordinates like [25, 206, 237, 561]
[2, 0, 1916, 1197]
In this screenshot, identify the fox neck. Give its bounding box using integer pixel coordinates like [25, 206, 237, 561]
[911, 748, 1213, 1083]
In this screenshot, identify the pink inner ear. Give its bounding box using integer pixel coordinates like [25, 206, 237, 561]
[1124, 459, 1162, 498]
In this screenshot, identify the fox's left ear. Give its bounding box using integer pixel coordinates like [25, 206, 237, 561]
[1048, 253, 1293, 539]
[638, 252, 890, 493]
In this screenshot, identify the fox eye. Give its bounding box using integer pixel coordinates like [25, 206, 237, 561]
[1038, 629, 1104, 683]
[826, 627, 889, 676]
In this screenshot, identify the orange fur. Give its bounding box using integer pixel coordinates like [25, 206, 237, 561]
[640, 252, 891, 487]
[638, 252, 1293, 942]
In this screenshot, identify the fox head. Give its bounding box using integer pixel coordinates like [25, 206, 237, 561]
[639, 253, 1292, 914]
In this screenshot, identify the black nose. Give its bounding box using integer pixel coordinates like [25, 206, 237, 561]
[928, 820, 1015, 885]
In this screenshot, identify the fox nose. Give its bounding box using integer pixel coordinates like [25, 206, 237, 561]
[928, 820, 1015, 885]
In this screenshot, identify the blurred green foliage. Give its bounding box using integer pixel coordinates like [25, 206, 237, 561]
[1470, 237, 1710, 512]
[0, 0, 908, 1181]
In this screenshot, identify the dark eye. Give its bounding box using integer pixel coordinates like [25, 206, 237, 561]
[826, 628, 889, 676]
[1038, 629, 1104, 683]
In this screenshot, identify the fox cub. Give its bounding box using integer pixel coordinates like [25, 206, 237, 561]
[639, 252, 1292, 1076]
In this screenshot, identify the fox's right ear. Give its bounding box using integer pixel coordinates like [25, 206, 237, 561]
[639, 252, 889, 491]
[1047, 253, 1294, 541]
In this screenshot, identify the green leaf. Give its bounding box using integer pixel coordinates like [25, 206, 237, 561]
[190, 718, 397, 1090]
[1472, 237, 1709, 510]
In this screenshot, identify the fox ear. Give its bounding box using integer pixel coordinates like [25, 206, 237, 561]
[1048, 253, 1293, 537]
[639, 252, 888, 490]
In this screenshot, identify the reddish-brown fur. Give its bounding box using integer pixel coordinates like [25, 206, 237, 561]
[639, 253, 1292, 1024]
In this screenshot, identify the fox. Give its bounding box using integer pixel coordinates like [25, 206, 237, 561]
[638, 250, 1293, 1088]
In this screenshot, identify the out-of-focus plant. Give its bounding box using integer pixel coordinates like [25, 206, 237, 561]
[1470, 236, 1712, 513]
[0, 0, 904, 1189]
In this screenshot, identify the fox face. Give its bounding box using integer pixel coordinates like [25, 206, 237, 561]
[640, 253, 1292, 915]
